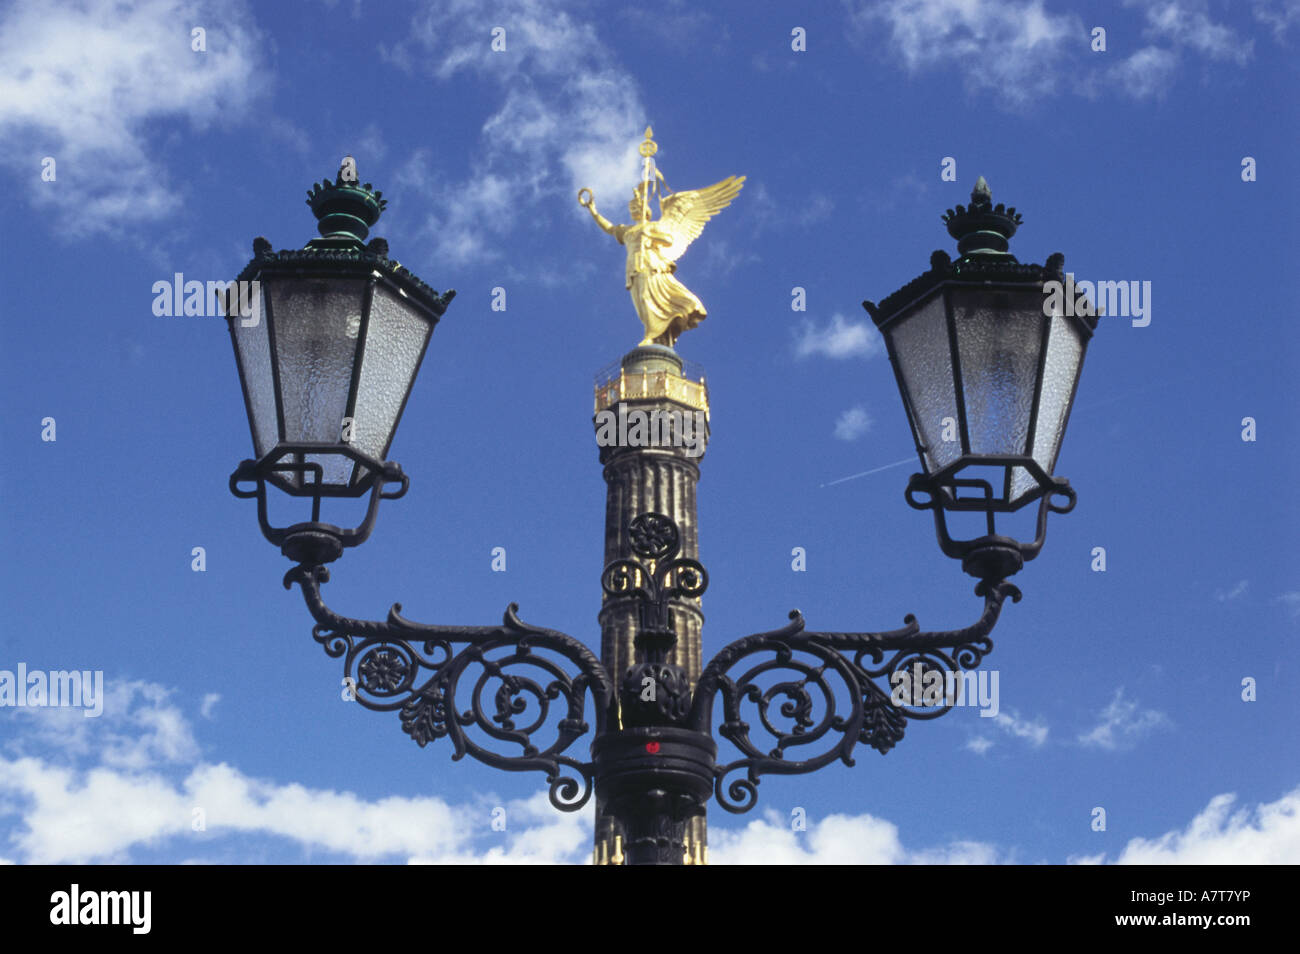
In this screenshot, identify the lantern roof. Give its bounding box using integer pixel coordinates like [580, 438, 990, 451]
[233, 158, 456, 318]
[862, 178, 1096, 338]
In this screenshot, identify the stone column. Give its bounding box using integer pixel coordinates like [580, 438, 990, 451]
[591, 344, 709, 865]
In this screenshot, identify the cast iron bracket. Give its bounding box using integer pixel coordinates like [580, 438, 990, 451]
[275, 512, 1014, 862]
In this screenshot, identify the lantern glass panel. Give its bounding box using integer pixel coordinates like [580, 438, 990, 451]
[349, 282, 433, 475]
[888, 294, 958, 474]
[268, 277, 368, 487]
[229, 284, 278, 459]
[952, 289, 1044, 464]
[1026, 311, 1085, 484]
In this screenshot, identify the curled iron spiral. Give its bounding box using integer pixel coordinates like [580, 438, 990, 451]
[694, 579, 1018, 813]
[600, 512, 708, 631]
[284, 564, 614, 812]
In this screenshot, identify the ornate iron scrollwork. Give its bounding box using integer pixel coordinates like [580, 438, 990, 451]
[283, 564, 615, 812]
[692, 579, 1018, 814]
[601, 512, 707, 727]
[600, 511, 708, 632]
[276, 513, 1019, 832]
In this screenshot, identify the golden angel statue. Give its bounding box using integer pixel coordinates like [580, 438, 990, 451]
[579, 127, 744, 347]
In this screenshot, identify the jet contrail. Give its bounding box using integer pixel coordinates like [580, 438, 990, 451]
[820, 455, 915, 488]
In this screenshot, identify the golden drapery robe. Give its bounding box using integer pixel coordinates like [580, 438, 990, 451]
[614, 221, 706, 345]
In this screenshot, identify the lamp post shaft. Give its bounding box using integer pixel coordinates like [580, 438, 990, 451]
[593, 344, 710, 865]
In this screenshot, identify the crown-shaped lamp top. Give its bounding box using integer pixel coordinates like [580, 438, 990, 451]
[941, 176, 1023, 261]
[305, 156, 388, 248]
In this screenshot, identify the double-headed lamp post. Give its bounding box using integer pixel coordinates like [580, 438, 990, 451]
[221, 155, 1095, 866]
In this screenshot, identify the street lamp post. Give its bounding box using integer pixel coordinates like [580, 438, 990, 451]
[222, 160, 1094, 866]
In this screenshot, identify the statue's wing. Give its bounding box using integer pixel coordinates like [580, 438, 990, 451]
[658, 175, 745, 264]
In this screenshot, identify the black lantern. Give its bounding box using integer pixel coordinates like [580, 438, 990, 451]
[224, 158, 455, 563]
[864, 177, 1095, 580]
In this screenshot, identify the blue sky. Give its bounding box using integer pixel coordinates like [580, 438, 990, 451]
[0, 0, 1297, 864]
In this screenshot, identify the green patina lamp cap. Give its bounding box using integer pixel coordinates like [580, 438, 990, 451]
[234, 157, 456, 317]
[942, 176, 1023, 261]
[305, 155, 387, 249]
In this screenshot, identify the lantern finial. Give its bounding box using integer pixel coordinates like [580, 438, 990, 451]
[942, 175, 1022, 261]
[305, 157, 387, 249]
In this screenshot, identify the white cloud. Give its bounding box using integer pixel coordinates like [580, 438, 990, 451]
[0, 679, 589, 864]
[1077, 688, 1171, 750]
[834, 406, 873, 441]
[388, 0, 646, 268]
[699, 237, 759, 279]
[4, 680, 199, 770]
[848, 0, 1083, 108]
[852, 0, 1260, 108]
[964, 710, 1047, 751]
[1106, 46, 1181, 100]
[0, 754, 590, 864]
[1254, 0, 1300, 39]
[0, 0, 267, 236]
[200, 694, 221, 720]
[1130, 0, 1253, 64]
[1099, 1, 1253, 100]
[1215, 579, 1248, 602]
[4, 677, 1295, 865]
[710, 809, 1002, 864]
[795, 314, 883, 360]
[992, 710, 1049, 747]
[1102, 1, 1254, 99]
[717, 787, 1300, 865]
[1276, 591, 1300, 618]
[1071, 785, 1300, 864]
[747, 182, 834, 237]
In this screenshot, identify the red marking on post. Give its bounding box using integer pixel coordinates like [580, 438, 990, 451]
[645, 742, 660, 754]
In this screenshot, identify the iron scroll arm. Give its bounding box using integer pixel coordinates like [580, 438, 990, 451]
[690, 578, 1020, 814]
[282, 563, 617, 812]
[276, 508, 1021, 822]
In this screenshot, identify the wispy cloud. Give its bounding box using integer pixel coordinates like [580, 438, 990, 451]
[386, 0, 646, 269]
[849, 0, 1262, 109]
[1071, 786, 1300, 864]
[1215, 579, 1249, 602]
[0, 679, 589, 864]
[1130, 0, 1253, 65]
[0, 0, 267, 236]
[1077, 688, 1171, 750]
[965, 710, 1049, 752]
[710, 809, 1003, 864]
[5, 681, 199, 771]
[745, 182, 835, 238]
[4, 678, 1293, 865]
[1097, 0, 1254, 100]
[717, 786, 1300, 865]
[1105, 46, 1182, 100]
[200, 693, 221, 720]
[1254, 0, 1300, 40]
[834, 406, 873, 441]
[992, 710, 1049, 747]
[847, 0, 1083, 108]
[795, 313, 883, 360]
[1276, 591, 1300, 618]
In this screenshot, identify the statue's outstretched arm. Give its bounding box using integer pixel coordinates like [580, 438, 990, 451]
[578, 188, 619, 238]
